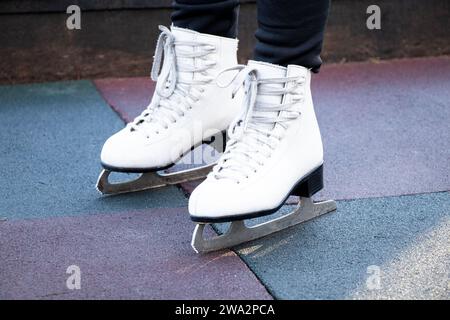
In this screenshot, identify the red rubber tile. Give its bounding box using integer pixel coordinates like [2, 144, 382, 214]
[94, 77, 154, 123]
[0, 208, 271, 299]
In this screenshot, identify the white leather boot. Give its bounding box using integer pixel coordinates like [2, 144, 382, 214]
[100, 25, 240, 172]
[189, 60, 325, 222]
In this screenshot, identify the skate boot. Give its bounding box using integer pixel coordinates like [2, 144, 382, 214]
[97, 26, 241, 195]
[189, 60, 337, 253]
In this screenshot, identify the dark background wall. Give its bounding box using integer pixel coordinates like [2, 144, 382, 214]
[1, 0, 449, 84]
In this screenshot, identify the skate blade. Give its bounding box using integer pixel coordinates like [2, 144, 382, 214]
[96, 163, 216, 195]
[191, 197, 337, 253]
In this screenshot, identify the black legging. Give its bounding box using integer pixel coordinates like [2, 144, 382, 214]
[171, 0, 330, 72]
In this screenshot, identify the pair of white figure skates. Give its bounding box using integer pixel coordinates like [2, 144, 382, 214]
[97, 26, 336, 253]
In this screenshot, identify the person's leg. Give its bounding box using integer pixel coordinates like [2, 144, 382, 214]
[254, 0, 330, 72]
[171, 0, 240, 38]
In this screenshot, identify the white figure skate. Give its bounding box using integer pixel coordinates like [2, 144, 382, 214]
[189, 61, 337, 253]
[97, 26, 241, 195]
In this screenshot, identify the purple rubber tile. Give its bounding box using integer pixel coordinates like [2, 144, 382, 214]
[0, 208, 271, 300]
[94, 57, 450, 200]
[313, 57, 450, 200]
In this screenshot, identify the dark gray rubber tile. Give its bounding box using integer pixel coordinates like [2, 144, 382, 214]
[214, 192, 450, 299]
[0, 81, 187, 220]
[0, 207, 271, 300]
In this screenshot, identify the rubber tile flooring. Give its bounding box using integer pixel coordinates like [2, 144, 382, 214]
[1, 57, 449, 299]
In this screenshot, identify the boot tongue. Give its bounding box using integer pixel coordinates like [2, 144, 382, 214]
[248, 60, 286, 76]
[141, 27, 197, 131]
[170, 26, 198, 88]
[246, 60, 287, 130]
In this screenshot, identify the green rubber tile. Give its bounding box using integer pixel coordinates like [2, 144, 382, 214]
[0, 81, 187, 220]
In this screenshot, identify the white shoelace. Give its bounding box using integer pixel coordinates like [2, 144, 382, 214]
[129, 26, 216, 136]
[211, 65, 305, 183]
